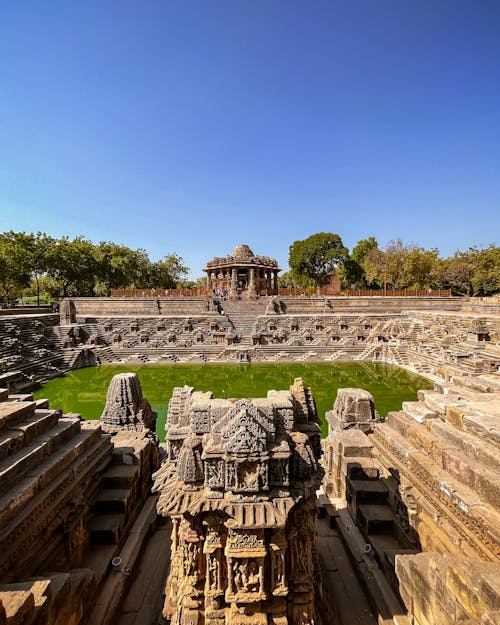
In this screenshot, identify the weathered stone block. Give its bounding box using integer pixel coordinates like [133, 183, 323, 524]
[337, 429, 373, 458]
[462, 414, 499, 446]
[442, 449, 477, 489]
[385, 411, 411, 436]
[445, 406, 467, 428]
[430, 420, 500, 473]
[340, 456, 379, 480]
[402, 401, 438, 424]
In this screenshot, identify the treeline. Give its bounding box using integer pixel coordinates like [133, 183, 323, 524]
[282, 234, 499, 296]
[0, 232, 190, 305]
[1, 231, 498, 305]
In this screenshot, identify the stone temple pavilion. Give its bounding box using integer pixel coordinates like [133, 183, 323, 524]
[204, 244, 281, 300]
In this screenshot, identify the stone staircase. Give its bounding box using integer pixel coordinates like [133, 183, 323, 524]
[0, 392, 113, 582]
[0, 386, 161, 625]
[221, 299, 269, 345]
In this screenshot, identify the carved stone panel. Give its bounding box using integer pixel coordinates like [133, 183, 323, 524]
[270, 459, 289, 487]
[205, 458, 225, 489]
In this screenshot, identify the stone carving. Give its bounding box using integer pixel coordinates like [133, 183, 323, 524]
[205, 458, 225, 488]
[153, 378, 329, 624]
[100, 372, 158, 439]
[204, 244, 281, 299]
[59, 298, 77, 325]
[178, 436, 204, 484]
[265, 295, 286, 315]
[326, 387, 378, 434]
[221, 400, 268, 454]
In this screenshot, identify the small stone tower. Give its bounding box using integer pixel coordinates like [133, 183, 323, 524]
[101, 372, 157, 438]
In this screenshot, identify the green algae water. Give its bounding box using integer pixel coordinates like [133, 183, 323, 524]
[32, 363, 432, 439]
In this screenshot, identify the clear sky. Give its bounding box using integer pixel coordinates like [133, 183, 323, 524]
[1, 1, 499, 278]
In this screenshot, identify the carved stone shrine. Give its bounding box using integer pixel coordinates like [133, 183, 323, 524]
[204, 244, 281, 300]
[153, 378, 331, 625]
[100, 372, 157, 440]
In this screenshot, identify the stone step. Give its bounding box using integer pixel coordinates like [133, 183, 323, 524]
[0, 579, 51, 624]
[402, 401, 438, 424]
[440, 447, 500, 511]
[93, 488, 133, 514]
[340, 456, 379, 480]
[0, 426, 26, 462]
[0, 441, 49, 496]
[89, 513, 125, 544]
[0, 588, 36, 625]
[101, 464, 137, 489]
[0, 402, 36, 431]
[347, 478, 389, 504]
[462, 413, 499, 447]
[0, 418, 83, 496]
[357, 504, 395, 535]
[0, 438, 112, 581]
[8, 409, 61, 445]
[370, 426, 500, 557]
[429, 419, 500, 473]
[0, 425, 109, 530]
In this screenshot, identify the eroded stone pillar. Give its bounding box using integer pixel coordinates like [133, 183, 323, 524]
[229, 267, 238, 300]
[248, 267, 257, 300]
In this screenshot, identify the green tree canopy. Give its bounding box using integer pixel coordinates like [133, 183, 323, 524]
[0, 231, 33, 304]
[149, 254, 189, 289]
[435, 245, 500, 296]
[288, 233, 348, 288]
[47, 236, 97, 297]
[351, 237, 379, 265]
[93, 242, 151, 293]
[362, 240, 441, 290]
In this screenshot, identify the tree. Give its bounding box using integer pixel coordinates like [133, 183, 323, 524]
[27, 233, 55, 306]
[470, 245, 500, 296]
[362, 240, 440, 290]
[277, 271, 298, 288]
[362, 247, 387, 289]
[288, 233, 348, 288]
[94, 242, 151, 292]
[437, 245, 500, 296]
[47, 236, 97, 297]
[339, 236, 380, 289]
[0, 232, 33, 304]
[403, 247, 440, 289]
[351, 237, 379, 265]
[149, 254, 188, 289]
[337, 259, 365, 289]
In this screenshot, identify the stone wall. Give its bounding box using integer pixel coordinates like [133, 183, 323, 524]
[0, 295, 498, 399]
[0, 314, 63, 389]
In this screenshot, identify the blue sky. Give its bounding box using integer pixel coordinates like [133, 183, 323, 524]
[1, 1, 499, 278]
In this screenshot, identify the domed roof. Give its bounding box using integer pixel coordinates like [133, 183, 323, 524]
[231, 244, 254, 258]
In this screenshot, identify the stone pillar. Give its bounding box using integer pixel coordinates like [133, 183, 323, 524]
[206, 273, 212, 291]
[229, 267, 238, 300]
[273, 270, 279, 292]
[248, 267, 257, 300]
[60, 299, 76, 325]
